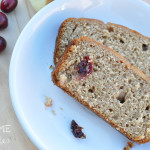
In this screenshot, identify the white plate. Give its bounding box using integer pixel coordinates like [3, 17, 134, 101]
[9, 0, 150, 149]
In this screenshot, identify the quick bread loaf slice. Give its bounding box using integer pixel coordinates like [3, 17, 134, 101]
[52, 37, 150, 144]
[54, 18, 150, 78]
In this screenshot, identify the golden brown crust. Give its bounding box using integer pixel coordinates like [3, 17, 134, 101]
[52, 37, 150, 143]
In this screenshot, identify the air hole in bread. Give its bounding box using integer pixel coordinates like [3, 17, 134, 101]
[143, 116, 146, 119]
[88, 89, 93, 93]
[142, 44, 148, 51]
[140, 83, 143, 87]
[126, 124, 129, 127]
[109, 109, 113, 112]
[108, 26, 114, 32]
[95, 63, 101, 68]
[146, 106, 150, 111]
[128, 79, 132, 84]
[117, 92, 126, 103]
[88, 86, 95, 93]
[65, 44, 68, 48]
[82, 83, 86, 86]
[120, 39, 124, 43]
[120, 86, 124, 89]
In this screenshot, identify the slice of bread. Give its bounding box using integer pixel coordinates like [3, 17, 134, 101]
[54, 18, 150, 78]
[52, 37, 150, 144]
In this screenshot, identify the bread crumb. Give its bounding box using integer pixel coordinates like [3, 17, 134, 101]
[49, 65, 54, 69]
[123, 142, 134, 150]
[45, 96, 52, 107]
[52, 110, 56, 115]
[60, 107, 63, 110]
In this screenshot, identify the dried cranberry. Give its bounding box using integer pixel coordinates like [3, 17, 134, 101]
[77, 56, 93, 77]
[1, 0, 18, 13]
[71, 120, 86, 138]
[0, 36, 6, 52]
[0, 12, 8, 29]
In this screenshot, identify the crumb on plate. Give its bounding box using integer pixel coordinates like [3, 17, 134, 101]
[123, 142, 134, 150]
[52, 110, 56, 115]
[49, 65, 54, 69]
[45, 96, 52, 107]
[60, 107, 63, 110]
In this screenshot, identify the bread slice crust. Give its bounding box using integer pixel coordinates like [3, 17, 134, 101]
[52, 37, 150, 144]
